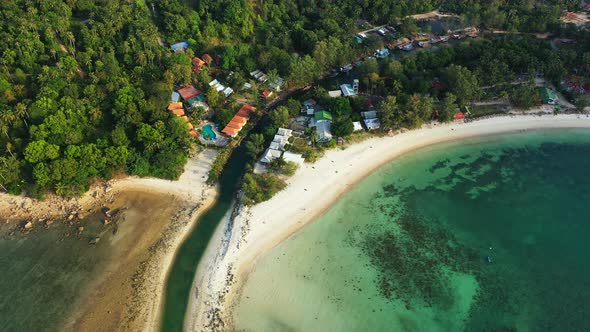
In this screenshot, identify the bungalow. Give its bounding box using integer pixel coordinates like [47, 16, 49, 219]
[540, 87, 559, 105]
[282, 151, 305, 165]
[236, 109, 250, 119]
[260, 89, 273, 99]
[170, 41, 189, 53]
[168, 102, 184, 111]
[454, 111, 465, 121]
[231, 115, 248, 126]
[177, 86, 200, 101]
[189, 130, 198, 138]
[260, 148, 283, 164]
[226, 120, 244, 131]
[222, 87, 234, 97]
[171, 109, 185, 117]
[202, 53, 213, 64]
[315, 111, 333, 122]
[328, 90, 343, 98]
[375, 48, 389, 59]
[362, 109, 380, 130]
[272, 135, 289, 150]
[180, 115, 190, 123]
[303, 99, 317, 115]
[316, 120, 332, 142]
[269, 77, 286, 91]
[209, 79, 233, 97]
[239, 104, 256, 114]
[250, 70, 269, 83]
[364, 118, 380, 130]
[221, 104, 256, 138]
[277, 127, 293, 137]
[340, 84, 356, 97]
[171, 91, 180, 103]
[361, 110, 378, 119]
[314, 111, 333, 142]
[353, 121, 364, 131]
[192, 57, 205, 72]
[269, 142, 282, 150]
[222, 126, 240, 137]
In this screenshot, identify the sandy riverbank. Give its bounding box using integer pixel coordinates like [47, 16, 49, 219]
[186, 114, 590, 331]
[0, 148, 218, 332]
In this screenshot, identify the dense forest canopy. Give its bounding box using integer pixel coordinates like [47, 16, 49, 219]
[0, 0, 588, 197]
[0, 1, 191, 196]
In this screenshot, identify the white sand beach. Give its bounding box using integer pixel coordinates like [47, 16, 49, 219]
[186, 114, 590, 331]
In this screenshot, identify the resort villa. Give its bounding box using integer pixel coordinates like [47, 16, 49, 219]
[222, 104, 256, 137]
[177, 85, 201, 101]
[209, 79, 234, 97]
[361, 108, 380, 130]
[170, 41, 189, 53]
[259, 127, 304, 165]
[167, 101, 197, 138]
[340, 80, 359, 97]
[192, 57, 206, 73]
[312, 111, 333, 142]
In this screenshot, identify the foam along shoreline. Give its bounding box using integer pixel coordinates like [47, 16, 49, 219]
[0, 148, 218, 332]
[185, 114, 590, 331]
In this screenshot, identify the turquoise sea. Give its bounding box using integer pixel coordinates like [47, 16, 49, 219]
[233, 129, 590, 331]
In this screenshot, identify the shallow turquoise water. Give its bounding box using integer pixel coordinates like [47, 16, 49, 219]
[233, 129, 590, 331]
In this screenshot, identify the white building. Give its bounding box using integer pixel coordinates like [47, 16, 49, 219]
[353, 121, 364, 131]
[260, 148, 282, 164]
[282, 151, 305, 165]
[316, 120, 332, 141]
[364, 118, 380, 130]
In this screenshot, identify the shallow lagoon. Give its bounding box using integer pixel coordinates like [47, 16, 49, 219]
[233, 129, 590, 331]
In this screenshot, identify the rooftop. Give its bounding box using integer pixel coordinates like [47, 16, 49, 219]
[315, 111, 333, 121]
[177, 86, 200, 100]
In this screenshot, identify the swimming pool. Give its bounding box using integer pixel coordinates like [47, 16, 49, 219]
[202, 125, 217, 140]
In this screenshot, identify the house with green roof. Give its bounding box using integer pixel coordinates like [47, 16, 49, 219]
[314, 111, 333, 121]
[312, 111, 333, 142]
[540, 87, 559, 105]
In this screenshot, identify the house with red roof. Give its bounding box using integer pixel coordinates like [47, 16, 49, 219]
[177, 86, 200, 101]
[260, 89, 273, 99]
[202, 54, 213, 64]
[239, 104, 256, 115]
[167, 102, 184, 111]
[192, 57, 205, 72]
[221, 104, 256, 137]
[454, 112, 465, 121]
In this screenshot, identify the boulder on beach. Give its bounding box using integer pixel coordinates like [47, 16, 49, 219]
[23, 221, 33, 230]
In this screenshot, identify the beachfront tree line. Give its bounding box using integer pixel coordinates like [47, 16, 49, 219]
[1, 0, 588, 197]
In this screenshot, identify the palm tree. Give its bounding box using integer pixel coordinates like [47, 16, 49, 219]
[245, 133, 265, 157]
[5, 142, 15, 159]
[14, 103, 28, 127]
[0, 123, 8, 139]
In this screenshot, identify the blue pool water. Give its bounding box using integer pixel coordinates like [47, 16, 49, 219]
[202, 125, 216, 140]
